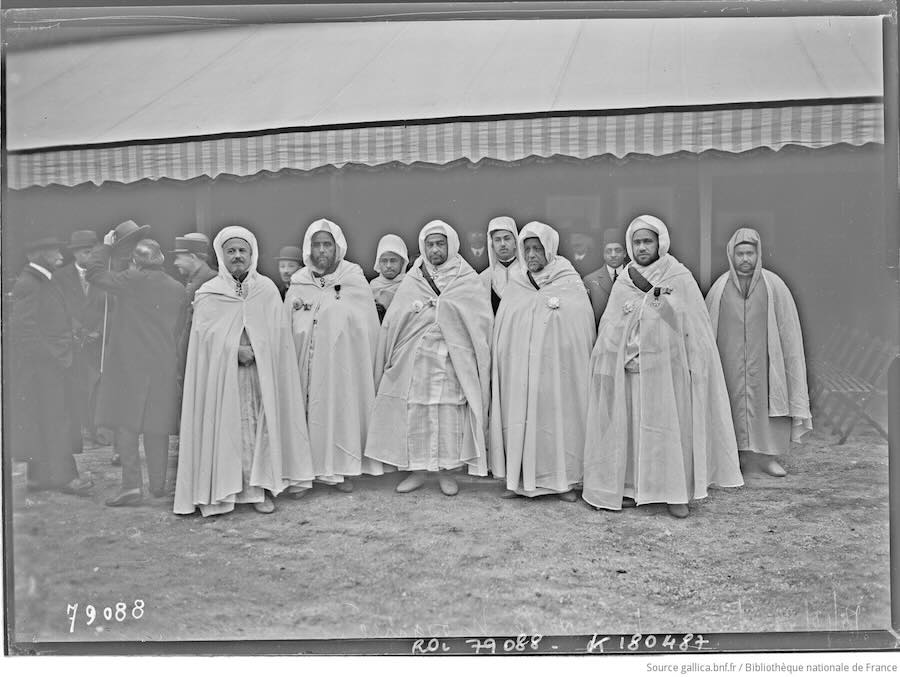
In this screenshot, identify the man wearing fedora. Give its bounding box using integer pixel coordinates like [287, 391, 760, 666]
[86, 222, 187, 506]
[55, 229, 107, 451]
[172, 232, 217, 378]
[274, 245, 302, 300]
[10, 236, 93, 496]
[94, 220, 147, 465]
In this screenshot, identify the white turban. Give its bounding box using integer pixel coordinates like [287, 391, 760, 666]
[302, 218, 348, 270]
[213, 225, 259, 280]
[517, 221, 559, 268]
[625, 214, 670, 261]
[373, 234, 409, 273]
[418, 220, 461, 263]
[486, 216, 519, 268]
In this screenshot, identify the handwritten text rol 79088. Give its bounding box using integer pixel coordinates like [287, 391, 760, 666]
[410, 633, 710, 655]
[66, 600, 145, 633]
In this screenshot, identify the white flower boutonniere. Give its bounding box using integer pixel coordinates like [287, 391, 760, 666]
[292, 298, 312, 312]
[623, 301, 635, 314]
[547, 297, 561, 310]
[413, 297, 437, 313]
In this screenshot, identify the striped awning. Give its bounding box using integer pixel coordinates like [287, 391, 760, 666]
[7, 101, 883, 189]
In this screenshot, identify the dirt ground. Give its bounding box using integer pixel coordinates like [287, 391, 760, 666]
[7, 424, 890, 646]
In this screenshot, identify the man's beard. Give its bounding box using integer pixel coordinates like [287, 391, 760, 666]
[312, 257, 335, 274]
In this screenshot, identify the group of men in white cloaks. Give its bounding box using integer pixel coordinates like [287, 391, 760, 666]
[175, 212, 811, 519]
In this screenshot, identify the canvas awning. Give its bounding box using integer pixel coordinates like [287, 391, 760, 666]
[6, 16, 885, 189]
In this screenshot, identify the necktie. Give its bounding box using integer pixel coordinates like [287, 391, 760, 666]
[79, 270, 89, 295]
[613, 270, 618, 282]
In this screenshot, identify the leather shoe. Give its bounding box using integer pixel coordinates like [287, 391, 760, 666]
[334, 480, 354, 493]
[396, 472, 426, 493]
[110, 454, 121, 466]
[59, 478, 93, 497]
[557, 490, 578, 503]
[105, 489, 143, 507]
[621, 496, 637, 508]
[667, 503, 689, 519]
[500, 489, 520, 499]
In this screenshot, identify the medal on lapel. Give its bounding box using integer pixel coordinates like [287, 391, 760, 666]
[650, 286, 673, 308]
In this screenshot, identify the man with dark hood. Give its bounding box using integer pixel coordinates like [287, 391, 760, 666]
[86, 229, 187, 506]
[705, 227, 812, 478]
[582, 215, 743, 518]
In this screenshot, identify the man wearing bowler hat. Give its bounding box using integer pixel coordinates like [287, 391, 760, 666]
[55, 229, 108, 451]
[171, 232, 217, 378]
[274, 245, 302, 300]
[86, 221, 187, 506]
[10, 236, 93, 496]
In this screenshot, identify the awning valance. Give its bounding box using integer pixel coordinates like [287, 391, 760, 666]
[8, 101, 883, 189]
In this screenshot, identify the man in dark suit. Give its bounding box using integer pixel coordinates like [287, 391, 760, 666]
[567, 230, 604, 277]
[461, 230, 490, 273]
[171, 232, 217, 379]
[582, 228, 627, 326]
[86, 223, 187, 506]
[55, 230, 107, 451]
[10, 237, 93, 496]
[274, 245, 302, 300]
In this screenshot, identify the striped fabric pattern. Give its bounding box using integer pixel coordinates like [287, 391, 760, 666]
[8, 102, 883, 189]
